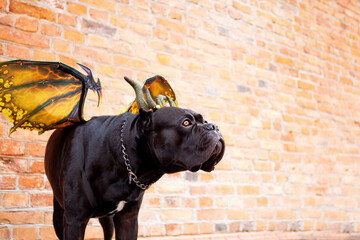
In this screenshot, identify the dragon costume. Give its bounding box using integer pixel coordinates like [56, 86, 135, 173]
[0, 60, 177, 135]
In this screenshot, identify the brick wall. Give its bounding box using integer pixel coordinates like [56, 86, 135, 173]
[0, 0, 360, 239]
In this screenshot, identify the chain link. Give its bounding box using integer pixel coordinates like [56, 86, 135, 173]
[120, 120, 149, 190]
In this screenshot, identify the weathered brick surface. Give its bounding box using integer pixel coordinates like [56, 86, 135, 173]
[1, 0, 360, 239]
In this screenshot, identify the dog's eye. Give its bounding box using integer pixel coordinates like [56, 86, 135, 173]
[182, 120, 190, 126]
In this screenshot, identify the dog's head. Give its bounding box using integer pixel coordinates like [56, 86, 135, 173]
[138, 107, 225, 173]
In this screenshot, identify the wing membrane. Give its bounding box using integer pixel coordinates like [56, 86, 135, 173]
[0, 60, 101, 134]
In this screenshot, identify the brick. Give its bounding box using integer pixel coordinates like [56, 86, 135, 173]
[19, 175, 44, 189]
[58, 13, 76, 27]
[0, 0, 6, 9]
[41, 23, 61, 36]
[0, 158, 27, 173]
[157, 182, 187, 193]
[209, 185, 235, 195]
[9, 1, 56, 22]
[67, 2, 87, 15]
[96, 65, 114, 78]
[74, 46, 112, 64]
[84, 226, 103, 238]
[0, 140, 25, 156]
[277, 209, 297, 219]
[30, 193, 53, 207]
[41, 227, 59, 239]
[165, 224, 181, 235]
[238, 185, 260, 195]
[0, 227, 10, 240]
[340, 76, 353, 85]
[254, 161, 273, 171]
[200, 172, 214, 182]
[161, 209, 192, 221]
[64, 29, 85, 43]
[189, 61, 202, 72]
[53, 39, 71, 54]
[33, 50, 57, 61]
[199, 222, 213, 234]
[6, 44, 31, 59]
[168, 9, 183, 21]
[151, 3, 167, 15]
[0, 122, 4, 136]
[233, 1, 252, 14]
[197, 209, 224, 220]
[0, 28, 49, 48]
[182, 197, 197, 208]
[156, 53, 171, 65]
[215, 3, 227, 14]
[257, 197, 268, 207]
[13, 227, 37, 240]
[199, 197, 213, 207]
[146, 224, 163, 236]
[30, 160, 45, 173]
[59, 55, 77, 66]
[153, 27, 169, 40]
[253, 209, 275, 219]
[326, 210, 351, 221]
[220, 69, 231, 80]
[229, 8, 242, 20]
[80, 0, 116, 12]
[157, 18, 187, 34]
[298, 80, 316, 91]
[111, 41, 132, 55]
[90, 8, 108, 22]
[110, 15, 128, 28]
[198, 29, 226, 47]
[3, 192, 28, 208]
[82, 19, 116, 37]
[227, 209, 250, 220]
[114, 55, 147, 70]
[144, 196, 161, 207]
[0, 211, 42, 224]
[0, 13, 13, 26]
[275, 55, 294, 67]
[131, 23, 152, 37]
[14, 16, 38, 32]
[184, 223, 198, 235]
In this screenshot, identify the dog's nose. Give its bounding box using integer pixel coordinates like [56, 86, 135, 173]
[204, 123, 218, 131]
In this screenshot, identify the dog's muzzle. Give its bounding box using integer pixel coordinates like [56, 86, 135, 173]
[198, 123, 225, 172]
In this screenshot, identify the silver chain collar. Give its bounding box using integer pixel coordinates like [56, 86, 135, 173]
[120, 119, 149, 190]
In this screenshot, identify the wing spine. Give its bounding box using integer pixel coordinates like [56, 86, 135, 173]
[9, 88, 82, 134]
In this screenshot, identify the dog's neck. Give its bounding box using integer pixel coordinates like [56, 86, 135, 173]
[121, 114, 164, 189]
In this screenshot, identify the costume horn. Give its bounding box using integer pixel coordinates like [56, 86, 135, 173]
[124, 76, 149, 110]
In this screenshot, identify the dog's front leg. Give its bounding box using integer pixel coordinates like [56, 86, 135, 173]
[63, 214, 90, 240]
[99, 216, 115, 240]
[113, 199, 143, 240]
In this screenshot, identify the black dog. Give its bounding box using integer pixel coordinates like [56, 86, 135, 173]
[45, 107, 225, 240]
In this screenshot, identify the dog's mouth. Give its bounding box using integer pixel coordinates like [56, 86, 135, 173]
[190, 136, 225, 172]
[163, 124, 225, 173]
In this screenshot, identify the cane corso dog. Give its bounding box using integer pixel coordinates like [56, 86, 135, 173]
[45, 107, 225, 240]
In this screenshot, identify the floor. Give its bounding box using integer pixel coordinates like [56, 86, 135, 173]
[136, 232, 360, 240]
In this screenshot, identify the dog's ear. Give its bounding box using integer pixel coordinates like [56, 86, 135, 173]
[139, 108, 152, 129]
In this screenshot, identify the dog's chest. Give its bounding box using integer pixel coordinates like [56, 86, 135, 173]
[107, 201, 126, 215]
[93, 201, 127, 218]
[116, 201, 126, 211]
